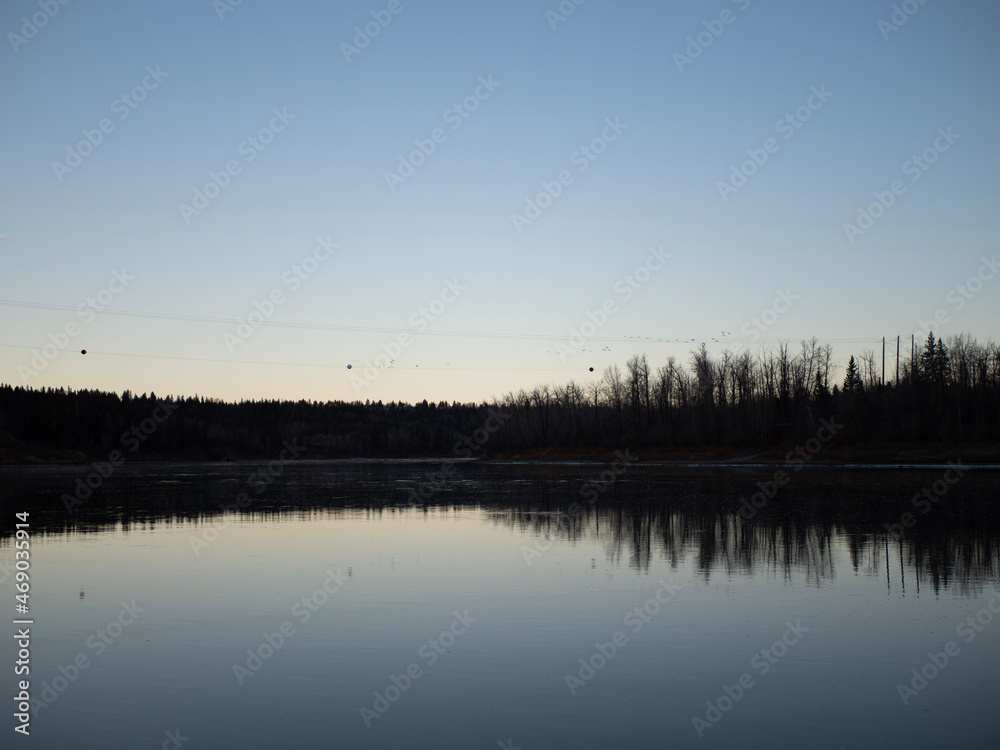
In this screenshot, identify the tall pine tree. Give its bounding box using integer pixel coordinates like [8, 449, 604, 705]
[843, 355, 863, 393]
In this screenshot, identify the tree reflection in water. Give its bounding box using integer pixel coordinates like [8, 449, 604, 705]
[2, 461, 997, 595]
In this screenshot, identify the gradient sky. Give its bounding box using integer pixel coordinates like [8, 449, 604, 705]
[2, 0, 998, 404]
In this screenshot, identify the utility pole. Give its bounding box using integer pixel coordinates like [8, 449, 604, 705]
[882, 337, 885, 386]
[896, 335, 900, 383]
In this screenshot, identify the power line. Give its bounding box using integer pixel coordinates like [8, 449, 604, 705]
[0, 299, 884, 345]
[0, 343, 590, 372]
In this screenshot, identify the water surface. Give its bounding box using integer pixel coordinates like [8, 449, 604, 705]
[1, 461, 998, 749]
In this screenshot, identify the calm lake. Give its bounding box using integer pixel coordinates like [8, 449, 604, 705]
[2, 461, 999, 749]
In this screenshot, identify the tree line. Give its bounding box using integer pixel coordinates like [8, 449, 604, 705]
[497, 332, 1000, 452]
[1, 332, 998, 462]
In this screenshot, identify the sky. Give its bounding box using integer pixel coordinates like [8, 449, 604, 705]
[1, 0, 998, 404]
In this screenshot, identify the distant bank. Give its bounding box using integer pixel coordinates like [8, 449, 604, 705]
[3, 443, 999, 467]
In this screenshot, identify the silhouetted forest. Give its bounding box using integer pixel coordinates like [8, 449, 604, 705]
[1, 332, 998, 463]
[497, 332, 1000, 454]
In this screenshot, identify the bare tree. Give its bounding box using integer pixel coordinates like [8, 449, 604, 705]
[858, 348, 878, 390]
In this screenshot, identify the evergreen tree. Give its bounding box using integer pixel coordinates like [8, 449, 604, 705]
[919, 334, 951, 389]
[811, 371, 829, 402]
[843, 355, 863, 393]
[934, 337, 950, 386]
[919, 332, 938, 383]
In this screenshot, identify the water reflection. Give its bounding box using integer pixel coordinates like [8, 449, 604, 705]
[2, 461, 998, 594]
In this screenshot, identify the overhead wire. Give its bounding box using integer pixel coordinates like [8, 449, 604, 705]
[0, 299, 885, 345]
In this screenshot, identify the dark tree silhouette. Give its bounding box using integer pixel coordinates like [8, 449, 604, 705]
[2, 332, 998, 463]
[843, 355, 863, 393]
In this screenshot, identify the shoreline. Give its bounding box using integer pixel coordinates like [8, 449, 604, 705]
[3, 442, 1000, 469]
